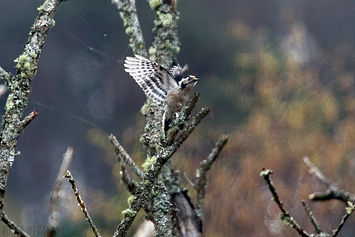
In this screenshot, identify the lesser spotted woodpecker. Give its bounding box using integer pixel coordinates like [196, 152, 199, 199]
[124, 55, 199, 130]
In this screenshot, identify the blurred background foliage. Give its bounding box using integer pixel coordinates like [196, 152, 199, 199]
[1, 0, 355, 236]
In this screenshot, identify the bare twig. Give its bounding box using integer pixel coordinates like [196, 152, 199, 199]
[0, 212, 30, 237]
[303, 157, 355, 204]
[302, 157, 355, 235]
[47, 147, 74, 237]
[303, 157, 331, 187]
[195, 135, 228, 219]
[260, 169, 309, 237]
[301, 200, 322, 234]
[183, 172, 195, 188]
[109, 134, 144, 180]
[65, 170, 101, 237]
[332, 202, 355, 237]
[262, 165, 355, 237]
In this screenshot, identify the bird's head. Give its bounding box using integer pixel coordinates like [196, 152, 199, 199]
[179, 75, 199, 90]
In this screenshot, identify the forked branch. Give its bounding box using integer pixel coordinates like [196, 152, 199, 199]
[262, 162, 355, 237]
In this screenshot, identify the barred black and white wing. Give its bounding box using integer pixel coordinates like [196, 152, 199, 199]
[124, 55, 178, 104]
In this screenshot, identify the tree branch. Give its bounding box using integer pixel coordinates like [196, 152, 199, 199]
[18, 110, 38, 134]
[113, 107, 210, 237]
[182, 93, 201, 118]
[109, 134, 144, 180]
[303, 157, 331, 187]
[149, 0, 180, 68]
[120, 164, 139, 194]
[262, 163, 355, 237]
[260, 169, 309, 237]
[0, 0, 63, 233]
[332, 202, 355, 237]
[112, 0, 147, 57]
[195, 135, 228, 219]
[172, 191, 202, 237]
[303, 157, 355, 203]
[0, 66, 11, 85]
[0, 212, 30, 237]
[65, 170, 101, 237]
[301, 200, 322, 234]
[165, 93, 202, 145]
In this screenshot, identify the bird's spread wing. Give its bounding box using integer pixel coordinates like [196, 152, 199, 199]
[124, 55, 178, 104]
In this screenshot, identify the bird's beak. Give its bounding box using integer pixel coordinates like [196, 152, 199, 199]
[189, 77, 199, 84]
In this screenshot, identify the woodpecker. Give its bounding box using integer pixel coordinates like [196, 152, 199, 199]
[124, 55, 199, 130]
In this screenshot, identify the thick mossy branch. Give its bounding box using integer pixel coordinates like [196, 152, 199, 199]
[149, 2, 180, 68]
[1, 0, 60, 175]
[0, 2, 62, 234]
[114, 107, 209, 237]
[152, 182, 173, 237]
[112, 0, 147, 57]
[112, 1, 206, 236]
